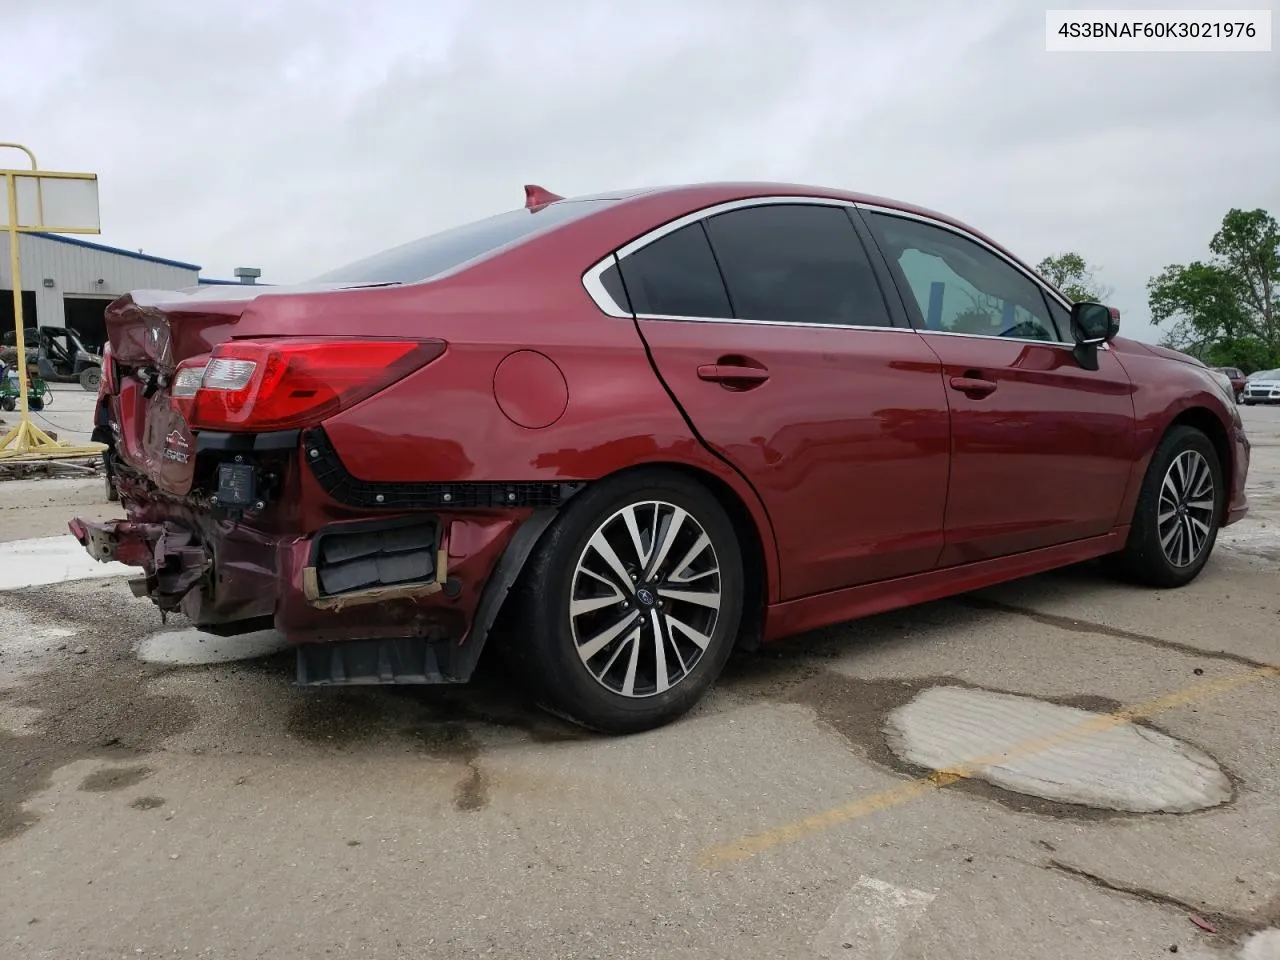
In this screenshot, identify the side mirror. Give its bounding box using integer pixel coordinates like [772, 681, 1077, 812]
[1069, 302, 1119, 370]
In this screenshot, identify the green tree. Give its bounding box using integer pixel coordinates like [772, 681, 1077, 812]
[1035, 252, 1112, 302]
[1150, 208, 1280, 370]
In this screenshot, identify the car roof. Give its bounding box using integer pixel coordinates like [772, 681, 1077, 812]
[564, 181, 1024, 272]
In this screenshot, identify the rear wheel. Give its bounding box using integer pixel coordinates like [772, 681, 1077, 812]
[512, 469, 744, 734]
[103, 451, 119, 502]
[80, 366, 102, 392]
[1106, 425, 1222, 588]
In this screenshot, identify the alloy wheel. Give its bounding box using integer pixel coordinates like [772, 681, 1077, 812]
[1158, 449, 1215, 568]
[569, 500, 722, 698]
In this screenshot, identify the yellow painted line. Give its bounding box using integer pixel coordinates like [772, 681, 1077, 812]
[699, 665, 1280, 868]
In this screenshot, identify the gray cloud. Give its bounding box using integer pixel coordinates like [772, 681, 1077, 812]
[3, 0, 1277, 341]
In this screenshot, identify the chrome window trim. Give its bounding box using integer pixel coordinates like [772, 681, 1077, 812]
[581, 254, 631, 318]
[913, 328, 1102, 351]
[580, 195, 867, 319]
[614, 195, 857, 260]
[578, 194, 1097, 349]
[853, 202, 1073, 313]
[630, 313, 918, 333]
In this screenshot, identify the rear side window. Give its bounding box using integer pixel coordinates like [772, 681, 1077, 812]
[618, 223, 733, 318]
[597, 262, 632, 313]
[311, 199, 617, 285]
[703, 204, 893, 327]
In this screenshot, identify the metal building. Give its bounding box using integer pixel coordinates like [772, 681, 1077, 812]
[0, 231, 200, 352]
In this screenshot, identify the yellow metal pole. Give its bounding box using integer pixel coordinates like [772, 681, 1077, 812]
[0, 143, 37, 168]
[0, 143, 44, 228]
[0, 142, 104, 461]
[7, 171, 30, 424]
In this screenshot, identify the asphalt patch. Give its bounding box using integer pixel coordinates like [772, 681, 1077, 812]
[284, 675, 586, 812]
[723, 652, 1233, 822]
[79, 765, 152, 793]
[885, 686, 1232, 813]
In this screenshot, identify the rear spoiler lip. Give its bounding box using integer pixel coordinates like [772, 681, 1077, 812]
[124, 279, 401, 310]
[103, 280, 406, 371]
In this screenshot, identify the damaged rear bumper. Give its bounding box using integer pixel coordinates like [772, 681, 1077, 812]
[67, 508, 554, 685]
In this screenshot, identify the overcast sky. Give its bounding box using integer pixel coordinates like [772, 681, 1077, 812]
[3, 0, 1277, 342]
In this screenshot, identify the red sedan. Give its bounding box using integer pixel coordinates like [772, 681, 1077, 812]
[71, 182, 1250, 733]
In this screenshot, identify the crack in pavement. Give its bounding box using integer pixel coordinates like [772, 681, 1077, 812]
[955, 596, 1276, 670]
[1045, 859, 1280, 943]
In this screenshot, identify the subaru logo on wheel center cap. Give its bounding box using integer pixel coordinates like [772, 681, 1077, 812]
[635, 587, 656, 606]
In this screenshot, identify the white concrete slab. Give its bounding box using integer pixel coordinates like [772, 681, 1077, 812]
[135, 627, 289, 665]
[884, 685, 1233, 814]
[812, 875, 936, 959]
[0, 534, 131, 591]
[1240, 930, 1280, 960]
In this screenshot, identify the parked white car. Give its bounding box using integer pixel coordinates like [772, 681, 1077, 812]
[1242, 369, 1280, 405]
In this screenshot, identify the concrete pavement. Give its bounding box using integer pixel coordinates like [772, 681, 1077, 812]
[1, 401, 1277, 960]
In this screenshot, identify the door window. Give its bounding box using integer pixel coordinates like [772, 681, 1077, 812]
[1046, 297, 1072, 340]
[703, 204, 894, 327]
[617, 223, 733, 319]
[869, 213, 1064, 342]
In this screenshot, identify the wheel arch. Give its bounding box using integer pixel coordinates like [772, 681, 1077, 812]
[615, 460, 772, 651]
[474, 457, 778, 672]
[1165, 406, 1232, 522]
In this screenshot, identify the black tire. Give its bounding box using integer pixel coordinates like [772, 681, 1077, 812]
[29, 397, 43, 412]
[0, 396, 13, 412]
[1106, 425, 1223, 588]
[510, 469, 744, 734]
[103, 451, 119, 502]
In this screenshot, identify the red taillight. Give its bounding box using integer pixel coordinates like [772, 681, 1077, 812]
[185, 338, 445, 431]
[169, 358, 208, 421]
[100, 343, 117, 396]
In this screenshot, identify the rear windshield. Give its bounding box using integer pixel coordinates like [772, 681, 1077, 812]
[310, 198, 616, 285]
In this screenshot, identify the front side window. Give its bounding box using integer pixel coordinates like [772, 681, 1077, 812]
[703, 204, 893, 327]
[1047, 297, 1072, 340]
[869, 213, 1063, 342]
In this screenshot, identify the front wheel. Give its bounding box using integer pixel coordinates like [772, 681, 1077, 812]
[1106, 425, 1223, 588]
[511, 469, 744, 734]
[80, 366, 102, 392]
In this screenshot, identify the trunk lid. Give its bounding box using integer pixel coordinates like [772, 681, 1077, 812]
[104, 280, 400, 495]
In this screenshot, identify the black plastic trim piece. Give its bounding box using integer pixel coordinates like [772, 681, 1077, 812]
[292, 507, 559, 686]
[453, 506, 557, 678]
[306, 515, 441, 567]
[296, 637, 459, 686]
[196, 429, 301, 454]
[302, 428, 585, 510]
